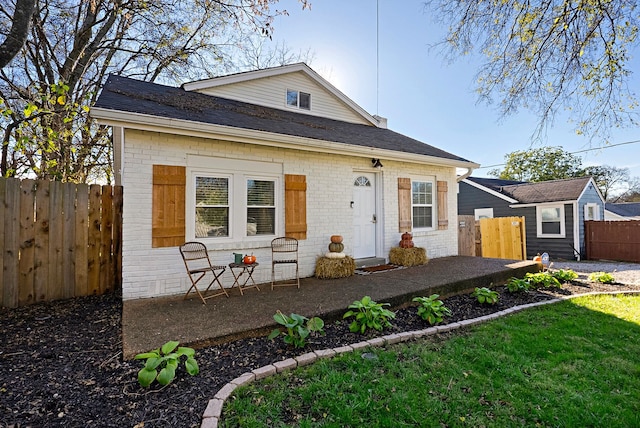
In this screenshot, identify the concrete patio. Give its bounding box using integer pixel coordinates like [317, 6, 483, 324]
[122, 256, 540, 358]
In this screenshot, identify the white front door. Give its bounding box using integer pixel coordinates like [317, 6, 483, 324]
[353, 173, 377, 259]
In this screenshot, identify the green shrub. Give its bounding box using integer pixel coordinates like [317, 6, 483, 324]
[412, 294, 452, 325]
[506, 277, 532, 293]
[268, 311, 325, 348]
[525, 272, 562, 288]
[471, 287, 499, 305]
[588, 271, 615, 284]
[134, 341, 199, 388]
[552, 269, 579, 283]
[343, 296, 396, 334]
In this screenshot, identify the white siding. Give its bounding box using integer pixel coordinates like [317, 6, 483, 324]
[120, 129, 459, 299]
[193, 71, 369, 125]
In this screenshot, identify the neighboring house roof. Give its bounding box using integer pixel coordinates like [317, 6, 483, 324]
[605, 202, 640, 218]
[464, 176, 599, 204]
[500, 177, 594, 204]
[92, 74, 477, 168]
[465, 177, 525, 191]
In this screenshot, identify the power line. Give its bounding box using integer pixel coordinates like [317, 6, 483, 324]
[376, 0, 379, 115]
[478, 139, 640, 169]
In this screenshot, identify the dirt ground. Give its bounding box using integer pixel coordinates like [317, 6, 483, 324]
[1, 266, 639, 427]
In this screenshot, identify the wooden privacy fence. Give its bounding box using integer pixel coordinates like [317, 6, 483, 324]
[585, 220, 640, 263]
[0, 177, 123, 308]
[458, 216, 527, 260]
[458, 215, 477, 256]
[478, 217, 527, 260]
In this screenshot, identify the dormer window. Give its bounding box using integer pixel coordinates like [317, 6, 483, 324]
[286, 89, 310, 110]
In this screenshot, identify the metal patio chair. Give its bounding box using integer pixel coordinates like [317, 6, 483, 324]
[271, 237, 300, 289]
[179, 241, 228, 304]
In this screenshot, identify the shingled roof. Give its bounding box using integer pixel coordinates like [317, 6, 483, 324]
[605, 202, 640, 217]
[465, 176, 525, 191]
[467, 176, 595, 204]
[500, 177, 594, 203]
[92, 75, 473, 165]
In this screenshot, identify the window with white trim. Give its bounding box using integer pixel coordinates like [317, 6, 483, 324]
[195, 176, 230, 238]
[584, 203, 600, 221]
[189, 162, 279, 242]
[193, 173, 277, 239]
[246, 179, 275, 236]
[286, 89, 311, 110]
[474, 208, 494, 220]
[412, 180, 434, 229]
[536, 205, 565, 237]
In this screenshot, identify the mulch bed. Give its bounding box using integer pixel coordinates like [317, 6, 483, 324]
[1, 280, 638, 427]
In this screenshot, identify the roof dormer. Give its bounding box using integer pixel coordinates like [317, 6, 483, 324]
[181, 63, 381, 126]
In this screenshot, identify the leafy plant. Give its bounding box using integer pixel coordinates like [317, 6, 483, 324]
[588, 271, 615, 284]
[134, 341, 199, 388]
[268, 311, 325, 348]
[412, 294, 452, 325]
[525, 272, 562, 288]
[343, 296, 396, 334]
[506, 277, 532, 293]
[552, 269, 579, 283]
[471, 287, 499, 305]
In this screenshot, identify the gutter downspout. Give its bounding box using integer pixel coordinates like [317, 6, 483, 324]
[573, 201, 581, 261]
[456, 167, 475, 182]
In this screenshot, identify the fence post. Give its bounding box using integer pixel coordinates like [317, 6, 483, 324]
[100, 185, 114, 294]
[62, 182, 76, 298]
[34, 180, 50, 302]
[75, 183, 89, 296]
[18, 179, 36, 305]
[87, 184, 102, 295]
[3, 178, 20, 308]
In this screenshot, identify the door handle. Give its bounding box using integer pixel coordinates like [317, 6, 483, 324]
[372, 214, 377, 223]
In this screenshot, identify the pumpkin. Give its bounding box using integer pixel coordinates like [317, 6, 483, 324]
[399, 231, 414, 248]
[243, 254, 256, 264]
[533, 254, 542, 264]
[330, 235, 343, 244]
[324, 251, 346, 259]
[399, 240, 414, 248]
[328, 242, 344, 253]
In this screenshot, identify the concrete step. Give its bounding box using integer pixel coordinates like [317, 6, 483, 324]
[355, 257, 387, 268]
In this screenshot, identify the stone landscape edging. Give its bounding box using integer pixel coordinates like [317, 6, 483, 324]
[200, 291, 640, 428]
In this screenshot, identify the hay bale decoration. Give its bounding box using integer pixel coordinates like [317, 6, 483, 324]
[390, 233, 428, 267]
[314, 235, 355, 279]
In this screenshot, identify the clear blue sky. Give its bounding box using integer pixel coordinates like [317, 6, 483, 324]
[266, 0, 640, 179]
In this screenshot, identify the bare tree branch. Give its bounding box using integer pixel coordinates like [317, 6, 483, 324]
[0, 0, 36, 68]
[425, 0, 640, 142]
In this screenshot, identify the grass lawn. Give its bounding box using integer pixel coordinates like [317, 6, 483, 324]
[221, 294, 640, 427]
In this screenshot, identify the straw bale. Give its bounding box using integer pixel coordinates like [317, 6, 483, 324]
[315, 256, 356, 279]
[389, 247, 428, 267]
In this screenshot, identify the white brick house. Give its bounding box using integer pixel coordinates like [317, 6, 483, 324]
[91, 63, 478, 300]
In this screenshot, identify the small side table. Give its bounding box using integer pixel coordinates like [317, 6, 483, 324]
[228, 262, 260, 295]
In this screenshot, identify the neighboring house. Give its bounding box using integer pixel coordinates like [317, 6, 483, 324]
[91, 63, 478, 300]
[605, 202, 640, 220]
[458, 176, 605, 260]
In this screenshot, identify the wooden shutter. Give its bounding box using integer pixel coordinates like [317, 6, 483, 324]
[152, 165, 186, 248]
[398, 177, 412, 232]
[285, 174, 307, 240]
[437, 180, 448, 230]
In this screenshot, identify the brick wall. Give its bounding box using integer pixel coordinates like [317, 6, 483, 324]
[120, 129, 459, 299]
